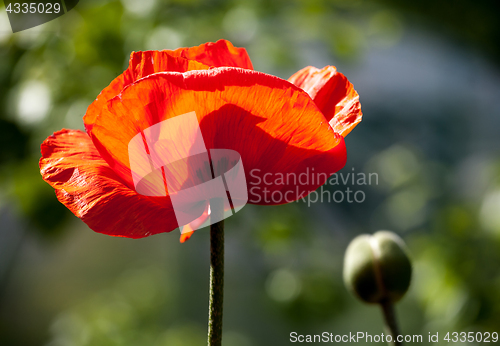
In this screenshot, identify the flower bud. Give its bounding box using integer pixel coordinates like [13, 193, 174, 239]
[343, 231, 412, 304]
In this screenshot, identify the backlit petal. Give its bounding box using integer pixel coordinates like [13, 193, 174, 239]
[90, 67, 346, 205]
[179, 205, 210, 243]
[40, 129, 179, 238]
[170, 39, 253, 70]
[180, 227, 195, 243]
[84, 40, 250, 134]
[84, 52, 209, 133]
[288, 66, 362, 137]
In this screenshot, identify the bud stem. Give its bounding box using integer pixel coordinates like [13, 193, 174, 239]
[380, 300, 403, 346]
[207, 198, 224, 346]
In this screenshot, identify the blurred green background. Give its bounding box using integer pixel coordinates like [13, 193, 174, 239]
[1, 0, 500, 345]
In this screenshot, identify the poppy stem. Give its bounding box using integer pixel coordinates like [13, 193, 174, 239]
[207, 198, 224, 346]
[380, 299, 403, 346]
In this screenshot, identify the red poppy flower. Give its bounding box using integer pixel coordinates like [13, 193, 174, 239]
[40, 39, 362, 240]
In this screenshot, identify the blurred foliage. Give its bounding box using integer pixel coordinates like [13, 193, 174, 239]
[1, 0, 500, 345]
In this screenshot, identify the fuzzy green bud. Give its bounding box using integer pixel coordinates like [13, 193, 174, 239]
[343, 231, 412, 304]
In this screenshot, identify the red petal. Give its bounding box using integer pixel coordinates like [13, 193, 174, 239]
[84, 40, 250, 134]
[179, 203, 211, 243]
[89, 67, 346, 205]
[170, 39, 253, 70]
[40, 129, 179, 238]
[84, 52, 210, 133]
[180, 227, 194, 243]
[288, 66, 362, 137]
[84, 72, 131, 133]
[127, 50, 210, 81]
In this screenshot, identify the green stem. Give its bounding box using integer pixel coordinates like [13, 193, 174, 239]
[207, 198, 224, 346]
[380, 300, 403, 346]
